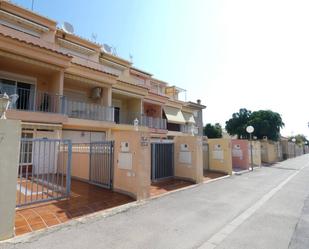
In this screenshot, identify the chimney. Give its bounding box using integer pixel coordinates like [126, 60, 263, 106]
[197, 99, 201, 105]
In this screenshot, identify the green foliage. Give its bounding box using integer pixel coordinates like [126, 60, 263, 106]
[248, 110, 284, 141]
[288, 134, 309, 145]
[203, 123, 222, 138]
[225, 108, 251, 139]
[225, 108, 284, 141]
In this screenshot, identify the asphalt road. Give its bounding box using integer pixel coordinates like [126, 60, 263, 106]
[2, 155, 309, 249]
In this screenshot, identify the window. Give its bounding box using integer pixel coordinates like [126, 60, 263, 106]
[0, 78, 35, 110]
[167, 123, 181, 132]
[114, 107, 120, 124]
[20, 132, 34, 165]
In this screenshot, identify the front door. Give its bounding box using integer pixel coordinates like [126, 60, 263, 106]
[151, 142, 174, 181]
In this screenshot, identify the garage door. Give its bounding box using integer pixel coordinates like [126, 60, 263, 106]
[62, 130, 106, 143]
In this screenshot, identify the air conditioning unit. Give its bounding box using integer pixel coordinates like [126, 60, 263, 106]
[91, 87, 102, 99]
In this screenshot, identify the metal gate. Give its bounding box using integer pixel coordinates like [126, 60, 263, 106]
[17, 138, 72, 207]
[89, 141, 114, 189]
[151, 143, 174, 180]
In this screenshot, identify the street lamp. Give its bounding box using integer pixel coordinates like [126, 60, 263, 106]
[0, 93, 10, 119]
[246, 125, 254, 171]
[292, 137, 296, 157]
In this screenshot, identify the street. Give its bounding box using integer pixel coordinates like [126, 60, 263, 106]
[2, 155, 309, 249]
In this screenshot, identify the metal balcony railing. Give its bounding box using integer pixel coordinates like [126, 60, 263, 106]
[114, 110, 141, 125]
[9, 89, 63, 113]
[141, 115, 167, 130]
[64, 99, 114, 122]
[114, 111, 167, 130]
[180, 124, 199, 134]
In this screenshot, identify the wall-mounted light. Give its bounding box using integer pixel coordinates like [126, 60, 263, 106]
[134, 118, 139, 131]
[0, 93, 10, 119]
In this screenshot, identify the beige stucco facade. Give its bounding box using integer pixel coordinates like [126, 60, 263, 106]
[113, 131, 151, 200]
[260, 140, 278, 164]
[174, 136, 204, 183]
[249, 141, 262, 167]
[0, 120, 21, 240]
[207, 138, 233, 175]
[0, 2, 207, 238]
[0, 0, 205, 140]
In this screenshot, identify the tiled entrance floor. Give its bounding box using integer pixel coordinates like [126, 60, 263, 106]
[150, 179, 194, 197]
[203, 170, 227, 182]
[15, 179, 134, 236]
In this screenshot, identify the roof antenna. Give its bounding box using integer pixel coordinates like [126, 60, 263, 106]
[31, 0, 34, 10]
[91, 33, 98, 42]
[129, 54, 133, 63]
[112, 46, 117, 56]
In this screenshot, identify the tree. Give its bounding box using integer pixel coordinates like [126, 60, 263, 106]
[225, 108, 284, 141]
[225, 108, 251, 139]
[203, 123, 222, 138]
[288, 134, 309, 145]
[248, 110, 284, 141]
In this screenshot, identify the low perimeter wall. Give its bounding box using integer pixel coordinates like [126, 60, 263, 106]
[174, 136, 204, 183]
[208, 138, 232, 175]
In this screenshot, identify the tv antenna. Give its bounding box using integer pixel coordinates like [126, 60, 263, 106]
[129, 54, 133, 63]
[91, 33, 98, 42]
[112, 46, 117, 56]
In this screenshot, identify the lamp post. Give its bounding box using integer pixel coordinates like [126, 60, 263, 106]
[246, 125, 254, 171]
[292, 138, 296, 157]
[0, 93, 10, 119]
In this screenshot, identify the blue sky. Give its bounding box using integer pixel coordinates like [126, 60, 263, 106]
[12, 0, 309, 137]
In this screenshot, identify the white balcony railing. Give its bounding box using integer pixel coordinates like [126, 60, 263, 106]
[141, 115, 167, 130]
[181, 124, 198, 135]
[8, 89, 63, 114]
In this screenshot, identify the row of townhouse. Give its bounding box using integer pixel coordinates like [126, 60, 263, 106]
[203, 137, 309, 174]
[0, 2, 209, 239]
[0, 0, 205, 143]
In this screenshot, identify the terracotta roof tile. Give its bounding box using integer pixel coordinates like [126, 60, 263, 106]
[0, 31, 71, 57]
[71, 62, 118, 78]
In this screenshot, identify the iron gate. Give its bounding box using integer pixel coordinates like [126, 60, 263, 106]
[17, 138, 72, 207]
[151, 142, 174, 180]
[89, 141, 114, 189]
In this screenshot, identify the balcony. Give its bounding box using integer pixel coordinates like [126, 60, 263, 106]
[9, 89, 63, 114]
[114, 110, 166, 130]
[7, 89, 114, 122]
[64, 99, 114, 122]
[181, 124, 198, 135]
[141, 115, 167, 130]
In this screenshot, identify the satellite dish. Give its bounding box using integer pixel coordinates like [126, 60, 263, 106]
[62, 22, 74, 34]
[102, 44, 112, 54]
